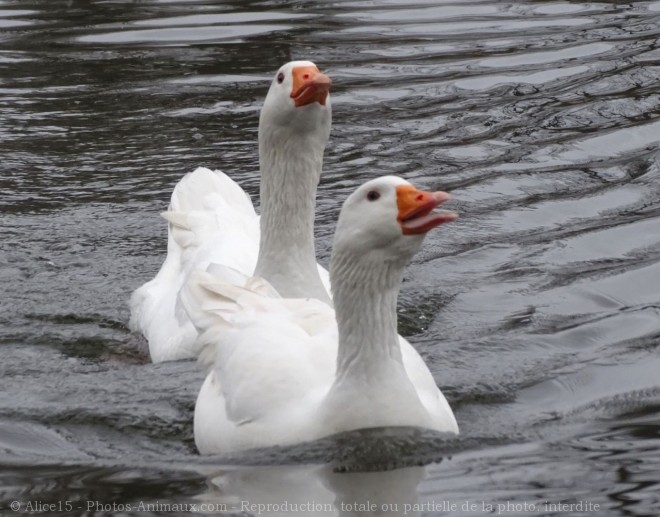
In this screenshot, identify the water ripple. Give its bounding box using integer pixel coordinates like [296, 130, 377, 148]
[1, 0, 660, 514]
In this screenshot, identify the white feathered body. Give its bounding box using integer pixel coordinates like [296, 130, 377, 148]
[129, 166, 331, 362]
[188, 269, 457, 454]
[129, 61, 333, 363]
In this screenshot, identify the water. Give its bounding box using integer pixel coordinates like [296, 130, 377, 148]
[1, 0, 660, 515]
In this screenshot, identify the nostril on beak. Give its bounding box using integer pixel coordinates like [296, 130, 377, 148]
[416, 194, 423, 201]
[303, 74, 309, 79]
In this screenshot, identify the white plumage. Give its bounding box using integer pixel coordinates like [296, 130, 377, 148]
[129, 61, 333, 362]
[189, 176, 460, 454]
[129, 168, 260, 362]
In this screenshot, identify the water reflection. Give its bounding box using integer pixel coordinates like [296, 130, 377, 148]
[198, 465, 425, 517]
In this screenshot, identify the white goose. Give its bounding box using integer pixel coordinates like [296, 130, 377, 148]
[188, 176, 459, 454]
[129, 61, 333, 362]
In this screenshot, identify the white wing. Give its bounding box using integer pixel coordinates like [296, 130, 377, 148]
[129, 167, 260, 362]
[188, 268, 336, 453]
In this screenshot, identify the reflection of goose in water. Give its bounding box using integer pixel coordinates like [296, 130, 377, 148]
[195, 464, 426, 517]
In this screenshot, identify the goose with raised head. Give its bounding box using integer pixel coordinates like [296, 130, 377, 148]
[129, 61, 332, 363]
[189, 176, 459, 454]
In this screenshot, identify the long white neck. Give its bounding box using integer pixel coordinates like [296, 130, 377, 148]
[323, 250, 430, 430]
[331, 253, 405, 380]
[254, 124, 331, 305]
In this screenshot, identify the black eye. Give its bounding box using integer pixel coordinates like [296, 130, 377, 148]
[277, 72, 285, 84]
[366, 190, 380, 201]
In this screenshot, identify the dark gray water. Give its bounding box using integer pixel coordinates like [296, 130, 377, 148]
[2, 0, 660, 515]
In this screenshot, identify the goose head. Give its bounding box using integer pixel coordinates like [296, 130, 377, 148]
[333, 176, 457, 265]
[259, 60, 332, 138]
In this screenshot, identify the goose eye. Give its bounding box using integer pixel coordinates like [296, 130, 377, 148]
[366, 190, 380, 202]
[277, 72, 285, 84]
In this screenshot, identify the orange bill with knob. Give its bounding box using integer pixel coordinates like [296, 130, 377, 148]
[290, 66, 331, 107]
[396, 185, 457, 234]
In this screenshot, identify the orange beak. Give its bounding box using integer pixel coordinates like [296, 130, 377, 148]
[290, 65, 331, 107]
[396, 185, 457, 235]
